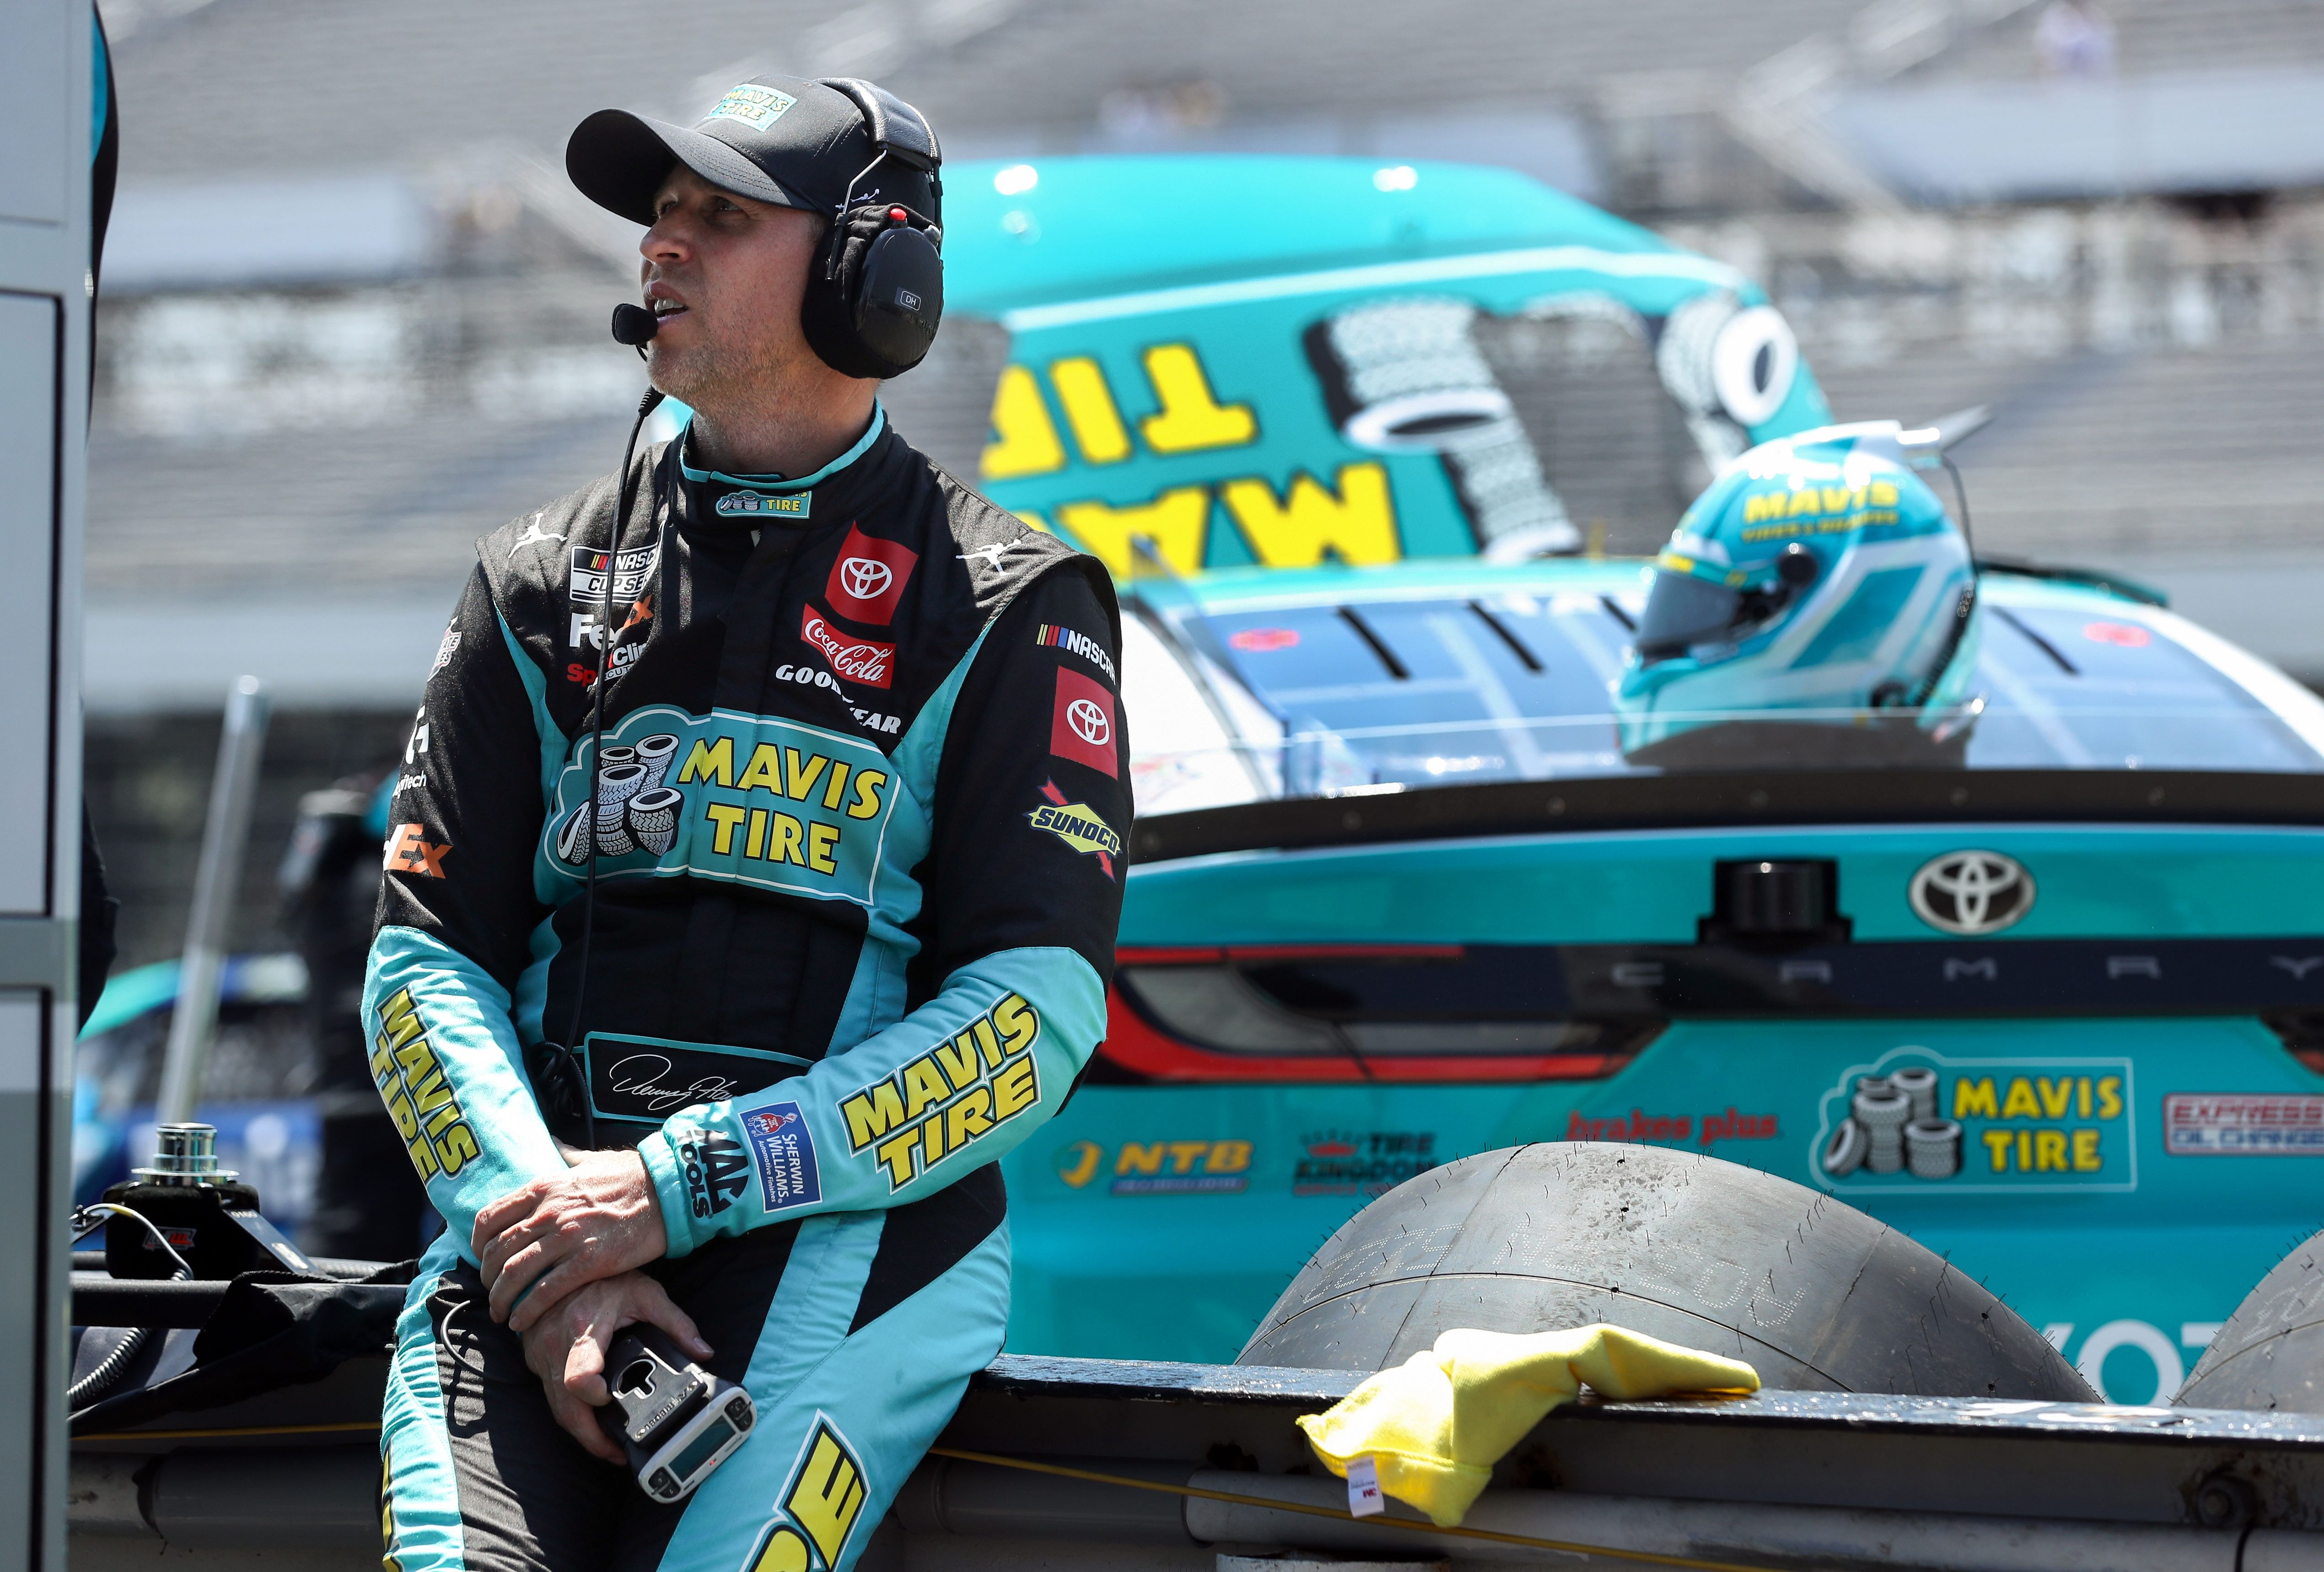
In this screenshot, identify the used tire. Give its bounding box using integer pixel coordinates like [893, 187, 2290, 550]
[1237, 1143, 2093, 1400]
[2175, 1230, 2324, 1412]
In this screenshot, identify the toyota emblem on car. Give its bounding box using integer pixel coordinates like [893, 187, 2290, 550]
[1909, 850, 2035, 936]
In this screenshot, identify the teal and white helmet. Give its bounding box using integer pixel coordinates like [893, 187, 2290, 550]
[1614, 421, 1981, 766]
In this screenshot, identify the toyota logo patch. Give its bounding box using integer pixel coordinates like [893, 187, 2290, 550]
[1066, 698, 1109, 747]
[839, 557, 892, 600]
[1908, 850, 2035, 936]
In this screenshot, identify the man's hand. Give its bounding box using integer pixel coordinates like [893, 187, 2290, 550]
[473, 1150, 667, 1330]
[518, 1270, 712, 1464]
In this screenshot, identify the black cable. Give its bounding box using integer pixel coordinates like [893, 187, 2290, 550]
[559, 387, 665, 1149]
[67, 1203, 193, 1412]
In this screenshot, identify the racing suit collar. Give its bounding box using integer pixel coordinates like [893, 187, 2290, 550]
[677, 401, 887, 495]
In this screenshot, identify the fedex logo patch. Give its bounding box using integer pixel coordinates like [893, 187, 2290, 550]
[823, 525, 918, 626]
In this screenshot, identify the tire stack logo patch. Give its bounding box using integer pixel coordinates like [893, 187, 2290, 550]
[554, 733, 681, 865]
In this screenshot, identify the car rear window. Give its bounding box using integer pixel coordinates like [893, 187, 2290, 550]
[1125, 573, 2324, 815]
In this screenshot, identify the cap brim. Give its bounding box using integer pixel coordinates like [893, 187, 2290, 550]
[565, 108, 813, 225]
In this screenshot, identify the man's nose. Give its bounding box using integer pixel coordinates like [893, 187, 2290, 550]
[640, 218, 690, 266]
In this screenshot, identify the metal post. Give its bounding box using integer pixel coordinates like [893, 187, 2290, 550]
[156, 677, 272, 1127]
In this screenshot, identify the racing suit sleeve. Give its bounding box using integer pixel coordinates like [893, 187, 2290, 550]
[362, 565, 568, 1261]
[637, 566, 1128, 1253]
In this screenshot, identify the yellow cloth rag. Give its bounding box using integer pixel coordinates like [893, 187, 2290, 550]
[1296, 1324, 1760, 1527]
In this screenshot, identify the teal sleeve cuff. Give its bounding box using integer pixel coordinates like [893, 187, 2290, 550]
[637, 1133, 699, 1260]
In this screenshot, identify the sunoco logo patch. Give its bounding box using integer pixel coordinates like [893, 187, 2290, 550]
[1028, 780, 1118, 878]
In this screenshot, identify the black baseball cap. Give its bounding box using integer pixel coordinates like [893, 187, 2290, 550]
[566, 75, 939, 227]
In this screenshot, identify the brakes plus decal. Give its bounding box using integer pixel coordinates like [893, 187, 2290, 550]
[538, 705, 901, 910]
[1812, 1048, 2134, 1193]
[839, 994, 1042, 1191]
[1048, 668, 1118, 776]
[1034, 621, 1116, 682]
[369, 988, 480, 1181]
[801, 605, 895, 688]
[823, 524, 918, 625]
[742, 1101, 821, 1211]
[1028, 779, 1118, 878]
[748, 1416, 866, 1572]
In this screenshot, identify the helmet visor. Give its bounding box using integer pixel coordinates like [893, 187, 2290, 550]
[1636, 569, 1743, 660]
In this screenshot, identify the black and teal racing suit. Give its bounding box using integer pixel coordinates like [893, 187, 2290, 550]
[369, 404, 1128, 1572]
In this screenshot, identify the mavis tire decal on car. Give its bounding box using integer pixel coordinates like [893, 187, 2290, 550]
[1812, 1048, 2134, 1193]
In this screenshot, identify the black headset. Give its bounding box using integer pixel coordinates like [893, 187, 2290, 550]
[798, 78, 945, 381]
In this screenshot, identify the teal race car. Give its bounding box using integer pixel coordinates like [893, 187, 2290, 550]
[932, 156, 2324, 1406]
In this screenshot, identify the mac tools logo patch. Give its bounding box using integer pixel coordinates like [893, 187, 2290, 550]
[823, 524, 918, 625]
[800, 607, 896, 688]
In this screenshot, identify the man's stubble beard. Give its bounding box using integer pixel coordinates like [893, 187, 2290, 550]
[649, 318, 821, 433]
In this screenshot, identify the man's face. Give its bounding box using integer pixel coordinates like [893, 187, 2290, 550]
[639, 166, 826, 406]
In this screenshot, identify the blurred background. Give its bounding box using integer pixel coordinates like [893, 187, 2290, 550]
[78, 0, 2324, 1244]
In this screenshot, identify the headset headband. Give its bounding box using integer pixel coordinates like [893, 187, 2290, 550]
[817, 78, 941, 175]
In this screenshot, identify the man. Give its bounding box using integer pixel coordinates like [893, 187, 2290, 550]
[370, 75, 1128, 1572]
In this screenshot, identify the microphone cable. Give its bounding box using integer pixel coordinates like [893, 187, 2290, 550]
[558, 382, 666, 1149]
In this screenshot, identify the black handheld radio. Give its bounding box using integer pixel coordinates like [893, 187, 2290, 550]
[597, 1324, 755, 1502]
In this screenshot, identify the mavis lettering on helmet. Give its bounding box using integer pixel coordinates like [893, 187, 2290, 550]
[369, 987, 481, 1181]
[838, 994, 1043, 1191]
[1034, 622, 1116, 683]
[1737, 480, 1901, 543]
[800, 605, 895, 689]
[823, 524, 919, 626]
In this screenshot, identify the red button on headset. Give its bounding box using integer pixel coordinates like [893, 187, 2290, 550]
[888, 206, 908, 222]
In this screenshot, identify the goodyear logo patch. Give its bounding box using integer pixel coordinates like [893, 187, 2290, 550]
[369, 988, 481, 1182]
[747, 1416, 866, 1572]
[1738, 480, 1901, 544]
[839, 995, 1042, 1191]
[715, 491, 811, 517]
[709, 83, 797, 133]
[539, 705, 901, 911]
[742, 1102, 821, 1211]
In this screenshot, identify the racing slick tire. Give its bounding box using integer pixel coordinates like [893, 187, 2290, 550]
[1236, 1142, 2093, 1400]
[2175, 1229, 2324, 1413]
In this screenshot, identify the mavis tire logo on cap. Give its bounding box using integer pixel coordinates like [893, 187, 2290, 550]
[823, 524, 918, 625]
[1908, 850, 2034, 936]
[800, 606, 894, 688]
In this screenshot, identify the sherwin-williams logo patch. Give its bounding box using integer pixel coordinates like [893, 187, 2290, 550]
[715, 492, 811, 518]
[708, 83, 796, 132]
[801, 606, 895, 688]
[743, 1101, 821, 1211]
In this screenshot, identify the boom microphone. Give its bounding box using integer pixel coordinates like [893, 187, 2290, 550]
[610, 303, 659, 346]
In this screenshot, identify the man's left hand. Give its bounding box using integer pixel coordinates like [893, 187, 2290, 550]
[473, 1149, 667, 1331]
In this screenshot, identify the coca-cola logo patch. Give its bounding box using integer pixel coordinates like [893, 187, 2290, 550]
[801, 605, 895, 689]
[823, 524, 918, 625]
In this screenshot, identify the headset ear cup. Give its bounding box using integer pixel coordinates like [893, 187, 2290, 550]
[800, 205, 941, 379]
